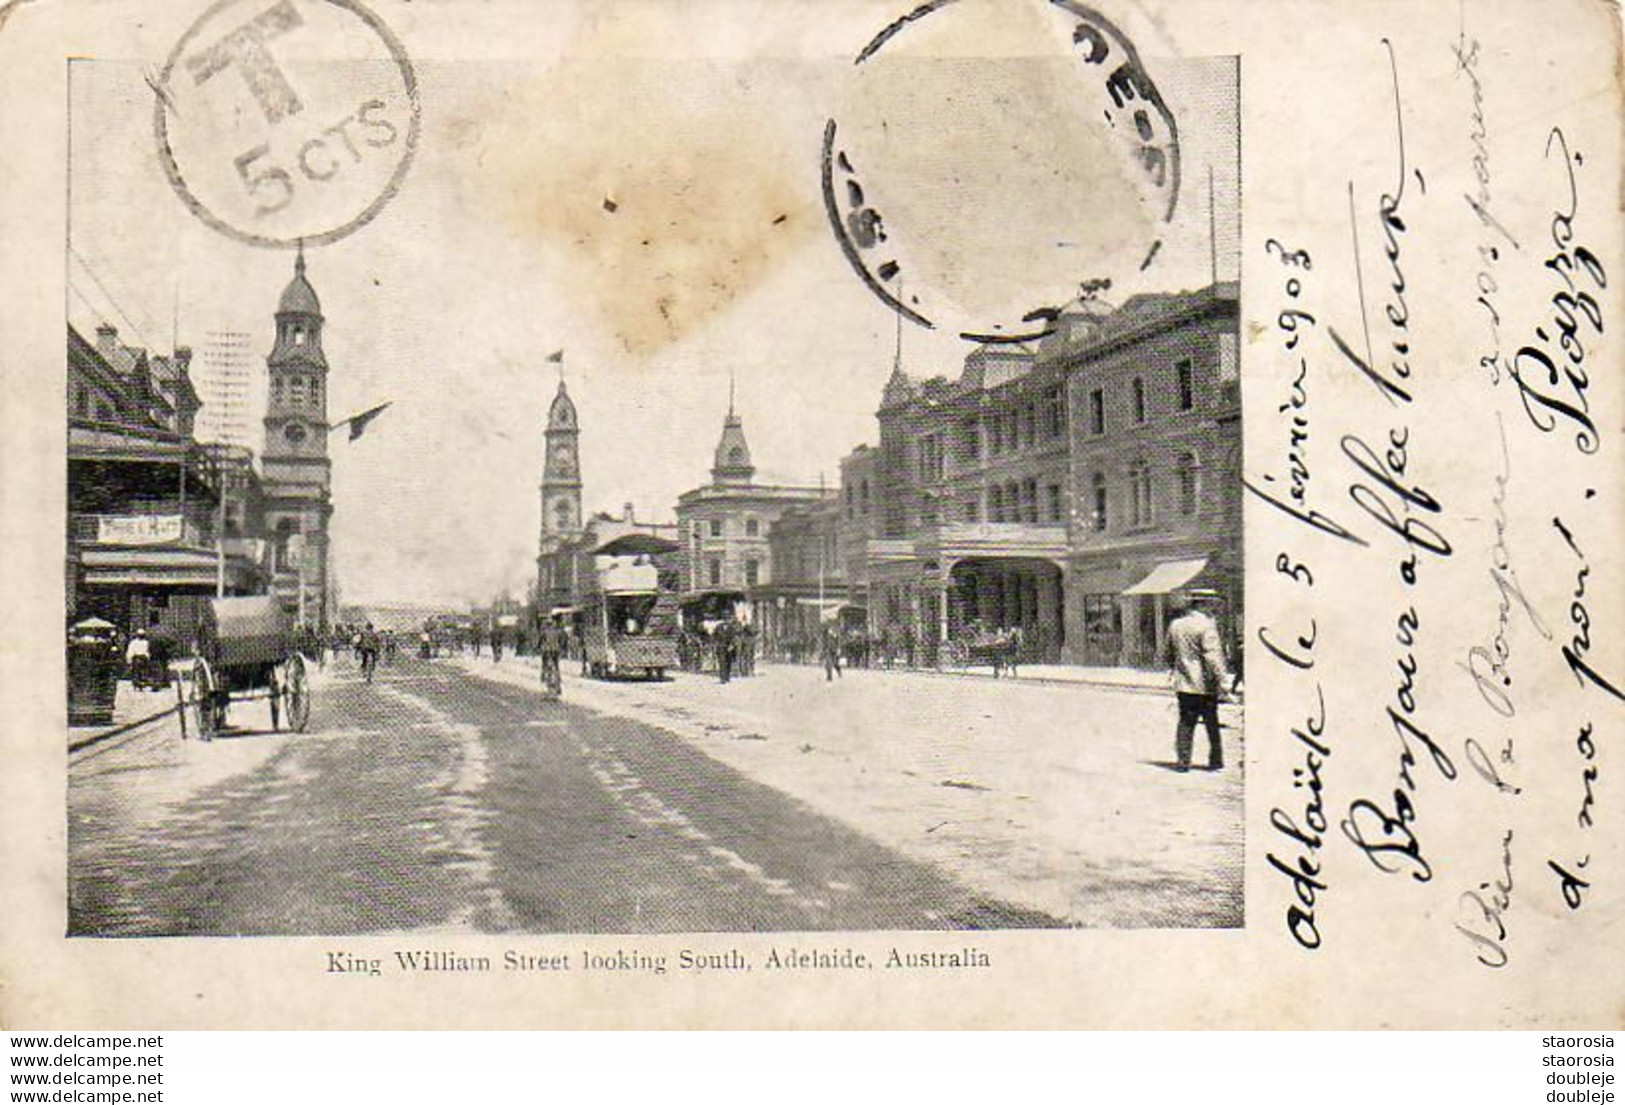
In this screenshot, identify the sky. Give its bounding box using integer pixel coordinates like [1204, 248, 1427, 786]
[67, 0, 1237, 608]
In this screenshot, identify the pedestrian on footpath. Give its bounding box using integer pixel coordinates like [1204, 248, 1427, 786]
[1163, 589, 1231, 771]
[715, 619, 737, 684]
[739, 622, 756, 677]
[820, 624, 842, 682]
[491, 628, 503, 664]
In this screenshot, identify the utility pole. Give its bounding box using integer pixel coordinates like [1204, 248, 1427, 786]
[214, 455, 226, 598]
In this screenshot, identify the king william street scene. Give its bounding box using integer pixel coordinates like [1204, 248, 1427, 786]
[64, 34, 1243, 935]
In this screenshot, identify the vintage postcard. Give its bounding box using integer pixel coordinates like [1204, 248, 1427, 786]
[0, 0, 1619, 1028]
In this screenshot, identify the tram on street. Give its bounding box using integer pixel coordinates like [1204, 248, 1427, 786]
[580, 533, 681, 680]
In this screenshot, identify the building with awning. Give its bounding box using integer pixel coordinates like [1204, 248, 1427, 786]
[67, 324, 268, 644]
[1062, 283, 1242, 666]
[855, 281, 1242, 668]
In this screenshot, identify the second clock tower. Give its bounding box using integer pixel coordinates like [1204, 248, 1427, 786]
[540, 379, 582, 548]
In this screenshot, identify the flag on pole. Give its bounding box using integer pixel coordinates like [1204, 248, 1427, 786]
[333, 401, 392, 442]
[546, 349, 564, 363]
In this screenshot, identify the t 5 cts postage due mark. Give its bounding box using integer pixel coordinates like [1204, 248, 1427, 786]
[152, 0, 420, 249]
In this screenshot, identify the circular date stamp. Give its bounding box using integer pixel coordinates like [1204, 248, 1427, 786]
[153, 0, 420, 249]
[823, 0, 1182, 342]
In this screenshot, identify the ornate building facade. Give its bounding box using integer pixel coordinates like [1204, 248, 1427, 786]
[674, 403, 830, 601]
[854, 281, 1241, 667]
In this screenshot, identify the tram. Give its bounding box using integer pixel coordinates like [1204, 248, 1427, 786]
[580, 533, 681, 680]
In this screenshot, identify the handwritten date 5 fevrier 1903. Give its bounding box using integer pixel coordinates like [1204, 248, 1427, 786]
[1251, 38, 1615, 960]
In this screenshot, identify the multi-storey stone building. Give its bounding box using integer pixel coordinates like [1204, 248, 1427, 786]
[673, 403, 830, 602]
[856, 281, 1241, 667]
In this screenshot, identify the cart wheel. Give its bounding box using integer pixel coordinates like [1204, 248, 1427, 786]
[283, 653, 312, 733]
[269, 671, 282, 732]
[191, 658, 219, 742]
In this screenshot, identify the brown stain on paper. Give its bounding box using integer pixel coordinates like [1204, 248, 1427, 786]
[466, 58, 820, 358]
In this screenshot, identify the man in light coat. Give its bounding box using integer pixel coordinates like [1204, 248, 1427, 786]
[1163, 589, 1231, 771]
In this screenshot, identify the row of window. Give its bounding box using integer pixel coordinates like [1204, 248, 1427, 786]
[687, 516, 761, 541]
[913, 361, 1197, 479]
[272, 373, 322, 408]
[1084, 359, 1196, 437]
[975, 480, 1066, 525]
[1086, 451, 1203, 532]
[982, 386, 1067, 457]
[703, 557, 760, 587]
[916, 387, 1070, 482]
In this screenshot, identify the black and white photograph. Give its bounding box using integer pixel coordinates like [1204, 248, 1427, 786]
[62, 0, 1243, 938]
[0, 0, 1618, 1045]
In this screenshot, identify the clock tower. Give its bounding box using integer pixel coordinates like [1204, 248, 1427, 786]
[261, 245, 333, 628]
[540, 379, 582, 548]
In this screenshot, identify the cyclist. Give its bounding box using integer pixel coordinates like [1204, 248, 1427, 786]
[538, 618, 566, 700]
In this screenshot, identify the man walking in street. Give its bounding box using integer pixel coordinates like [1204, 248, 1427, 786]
[714, 618, 737, 684]
[820, 624, 842, 682]
[357, 622, 381, 683]
[1164, 589, 1231, 772]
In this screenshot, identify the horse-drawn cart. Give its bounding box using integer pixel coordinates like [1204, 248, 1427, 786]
[178, 596, 313, 740]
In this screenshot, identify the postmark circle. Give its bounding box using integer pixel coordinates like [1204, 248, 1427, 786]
[153, 0, 421, 249]
[823, 0, 1182, 342]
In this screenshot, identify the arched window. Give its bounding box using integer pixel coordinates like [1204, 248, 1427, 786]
[274, 517, 301, 571]
[1177, 451, 1201, 516]
[1091, 473, 1108, 532]
[1130, 461, 1154, 526]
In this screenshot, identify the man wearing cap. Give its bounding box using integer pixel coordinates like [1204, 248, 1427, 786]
[1163, 589, 1231, 771]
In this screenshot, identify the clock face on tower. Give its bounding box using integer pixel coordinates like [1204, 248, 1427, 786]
[284, 422, 308, 445]
[551, 443, 575, 474]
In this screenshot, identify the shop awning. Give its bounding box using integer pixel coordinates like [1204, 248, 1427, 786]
[1122, 557, 1208, 596]
[79, 546, 249, 589]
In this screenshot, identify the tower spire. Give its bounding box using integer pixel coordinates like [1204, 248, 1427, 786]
[727, 364, 736, 418]
[295, 238, 306, 278]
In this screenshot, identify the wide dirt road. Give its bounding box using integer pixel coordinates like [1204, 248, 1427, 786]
[68, 654, 1058, 935]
